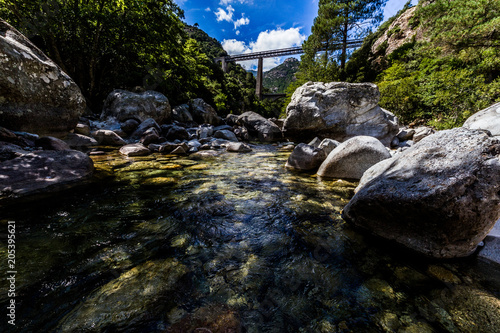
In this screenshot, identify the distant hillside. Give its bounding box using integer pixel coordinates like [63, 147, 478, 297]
[263, 58, 300, 93]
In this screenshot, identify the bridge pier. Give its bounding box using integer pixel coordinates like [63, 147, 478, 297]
[256, 57, 263, 100]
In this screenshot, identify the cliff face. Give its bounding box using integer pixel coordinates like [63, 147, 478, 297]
[263, 58, 299, 93]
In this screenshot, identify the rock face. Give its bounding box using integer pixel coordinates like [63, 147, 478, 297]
[343, 128, 500, 258]
[0, 150, 94, 200]
[317, 136, 391, 179]
[0, 19, 86, 136]
[101, 89, 171, 124]
[463, 102, 500, 136]
[283, 82, 398, 145]
[286, 143, 327, 171]
[58, 259, 188, 332]
[237, 111, 283, 142]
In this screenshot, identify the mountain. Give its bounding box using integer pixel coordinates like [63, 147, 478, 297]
[263, 58, 300, 94]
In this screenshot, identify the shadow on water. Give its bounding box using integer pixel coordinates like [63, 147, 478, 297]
[1, 145, 499, 332]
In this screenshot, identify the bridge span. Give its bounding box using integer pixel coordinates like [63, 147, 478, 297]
[214, 39, 364, 99]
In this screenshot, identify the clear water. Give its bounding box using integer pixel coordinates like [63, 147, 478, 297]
[1, 145, 499, 332]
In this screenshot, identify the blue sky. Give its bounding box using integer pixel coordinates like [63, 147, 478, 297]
[176, 0, 417, 70]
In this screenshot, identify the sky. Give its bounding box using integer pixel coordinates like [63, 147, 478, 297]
[176, 0, 417, 71]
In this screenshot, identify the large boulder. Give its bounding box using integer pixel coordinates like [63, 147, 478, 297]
[0, 150, 94, 201]
[0, 19, 85, 136]
[317, 136, 391, 179]
[237, 111, 283, 142]
[101, 89, 171, 124]
[172, 104, 194, 123]
[93, 130, 126, 146]
[343, 128, 500, 258]
[283, 82, 398, 145]
[463, 102, 500, 136]
[189, 98, 221, 125]
[285, 143, 327, 171]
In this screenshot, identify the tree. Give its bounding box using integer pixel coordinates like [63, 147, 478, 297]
[305, 0, 387, 79]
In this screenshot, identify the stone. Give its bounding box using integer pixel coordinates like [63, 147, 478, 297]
[283, 82, 399, 145]
[0, 19, 86, 136]
[165, 125, 190, 141]
[397, 128, 415, 141]
[119, 143, 151, 157]
[171, 146, 187, 155]
[308, 137, 322, 148]
[65, 133, 98, 149]
[317, 136, 391, 179]
[197, 125, 214, 139]
[93, 130, 126, 146]
[130, 118, 160, 140]
[214, 129, 238, 142]
[167, 305, 241, 333]
[187, 139, 202, 149]
[285, 143, 327, 171]
[191, 150, 221, 159]
[233, 126, 249, 141]
[463, 101, 500, 136]
[74, 123, 91, 136]
[413, 126, 435, 143]
[159, 143, 178, 154]
[172, 104, 193, 123]
[226, 142, 252, 153]
[214, 125, 233, 132]
[57, 259, 188, 332]
[139, 128, 160, 146]
[0, 150, 93, 200]
[101, 89, 171, 124]
[0, 142, 26, 162]
[237, 111, 283, 142]
[343, 128, 500, 258]
[120, 119, 140, 135]
[35, 136, 71, 151]
[189, 98, 221, 125]
[318, 138, 340, 155]
[0, 126, 18, 143]
[225, 114, 239, 126]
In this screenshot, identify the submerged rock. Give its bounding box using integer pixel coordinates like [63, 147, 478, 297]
[167, 304, 241, 333]
[58, 259, 188, 332]
[65, 133, 98, 149]
[343, 128, 500, 258]
[283, 82, 398, 145]
[0, 19, 86, 136]
[317, 136, 391, 179]
[93, 129, 127, 146]
[0, 150, 93, 200]
[226, 142, 252, 153]
[285, 143, 327, 171]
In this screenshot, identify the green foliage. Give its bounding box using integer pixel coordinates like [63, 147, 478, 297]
[263, 58, 299, 94]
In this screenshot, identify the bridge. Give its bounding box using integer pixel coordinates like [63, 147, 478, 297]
[214, 39, 364, 99]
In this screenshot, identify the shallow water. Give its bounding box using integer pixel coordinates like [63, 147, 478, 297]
[1, 145, 499, 332]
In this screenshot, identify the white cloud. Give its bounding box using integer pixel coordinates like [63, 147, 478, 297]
[236, 30, 241, 35]
[214, 5, 234, 22]
[234, 15, 250, 29]
[222, 27, 306, 71]
[205, 7, 211, 12]
[219, 0, 253, 5]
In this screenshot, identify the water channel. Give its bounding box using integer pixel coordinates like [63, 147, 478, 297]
[1, 144, 499, 332]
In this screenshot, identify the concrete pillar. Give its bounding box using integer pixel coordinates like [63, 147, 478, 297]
[256, 57, 263, 100]
[222, 58, 228, 73]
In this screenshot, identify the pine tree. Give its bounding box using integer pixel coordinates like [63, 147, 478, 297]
[305, 0, 387, 80]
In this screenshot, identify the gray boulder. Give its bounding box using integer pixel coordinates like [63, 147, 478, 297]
[215, 129, 238, 142]
[343, 128, 500, 258]
[317, 136, 391, 179]
[120, 119, 140, 135]
[283, 82, 398, 145]
[35, 136, 71, 151]
[226, 142, 252, 153]
[172, 104, 194, 123]
[0, 150, 93, 200]
[65, 133, 98, 149]
[237, 111, 283, 142]
[318, 138, 340, 155]
[130, 118, 160, 140]
[101, 90, 171, 124]
[413, 126, 435, 143]
[0, 19, 86, 136]
[285, 143, 327, 171]
[119, 143, 151, 157]
[74, 123, 91, 136]
[93, 130, 126, 146]
[190, 98, 221, 125]
[463, 102, 500, 136]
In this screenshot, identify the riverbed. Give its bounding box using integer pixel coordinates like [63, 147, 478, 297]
[1, 144, 499, 332]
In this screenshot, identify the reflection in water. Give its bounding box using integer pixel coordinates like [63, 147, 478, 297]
[1, 145, 499, 332]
